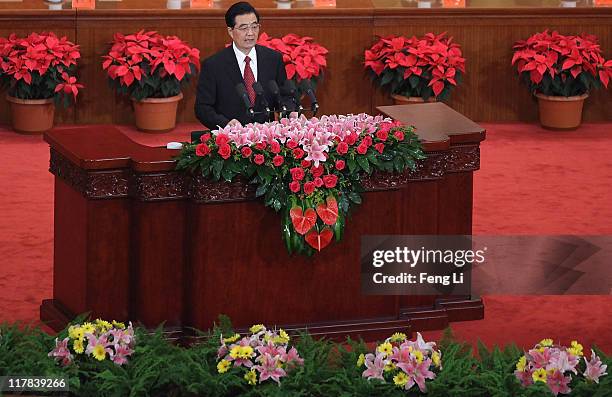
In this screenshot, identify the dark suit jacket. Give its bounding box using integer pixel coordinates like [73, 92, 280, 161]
[195, 45, 289, 130]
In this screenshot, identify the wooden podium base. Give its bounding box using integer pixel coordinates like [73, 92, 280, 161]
[41, 297, 484, 341]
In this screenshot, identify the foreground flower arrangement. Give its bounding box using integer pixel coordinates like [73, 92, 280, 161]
[360, 332, 442, 393]
[514, 339, 608, 396]
[49, 319, 135, 367]
[217, 324, 304, 386]
[176, 114, 425, 255]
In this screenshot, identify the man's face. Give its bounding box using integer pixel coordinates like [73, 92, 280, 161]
[228, 13, 260, 53]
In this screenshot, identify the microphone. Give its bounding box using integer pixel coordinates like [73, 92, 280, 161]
[299, 79, 319, 115]
[252, 81, 271, 118]
[280, 80, 303, 115]
[235, 83, 254, 118]
[267, 80, 288, 115]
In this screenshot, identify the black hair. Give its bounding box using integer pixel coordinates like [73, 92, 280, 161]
[225, 2, 260, 28]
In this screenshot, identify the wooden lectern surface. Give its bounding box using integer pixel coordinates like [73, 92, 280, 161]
[41, 109, 485, 339]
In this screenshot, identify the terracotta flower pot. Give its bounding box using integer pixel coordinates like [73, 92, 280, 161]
[535, 93, 588, 130]
[132, 93, 183, 133]
[6, 96, 55, 134]
[391, 94, 436, 105]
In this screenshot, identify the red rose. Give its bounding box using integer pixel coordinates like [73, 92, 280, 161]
[345, 133, 358, 146]
[215, 133, 230, 146]
[255, 142, 267, 150]
[241, 147, 253, 158]
[290, 167, 305, 181]
[303, 181, 315, 195]
[273, 155, 284, 167]
[270, 141, 281, 154]
[376, 130, 389, 141]
[313, 177, 323, 187]
[292, 148, 305, 159]
[200, 133, 211, 143]
[195, 143, 211, 157]
[218, 144, 231, 159]
[311, 165, 324, 178]
[336, 142, 349, 155]
[301, 160, 312, 168]
[335, 160, 345, 170]
[289, 181, 301, 193]
[286, 140, 298, 149]
[254, 154, 265, 165]
[374, 143, 385, 154]
[394, 131, 405, 141]
[322, 174, 338, 188]
[356, 142, 368, 155]
[363, 135, 373, 146]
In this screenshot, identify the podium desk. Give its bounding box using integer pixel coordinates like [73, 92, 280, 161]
[42, 104, 486, 340]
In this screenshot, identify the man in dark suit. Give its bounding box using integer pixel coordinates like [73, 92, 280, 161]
[195, 2, 289, 130]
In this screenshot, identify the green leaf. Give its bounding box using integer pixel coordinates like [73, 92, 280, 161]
[255, 183, 268, 197]
[347, 157, 357, 173]
[356, 155, 370, 174]
[348, 192, 362, 204]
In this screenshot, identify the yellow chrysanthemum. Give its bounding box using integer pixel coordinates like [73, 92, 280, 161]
[217, 359, 231, 373]
[384, 362, 396, 372]
[112, 320, 126, 329]
[516, 356, 527, 372]
[82, 322, 95, 335]
[73, 339, 85, 354]
[68, 326, 85, 341]
[223, 333, 241, 343]
[263, 333, 271, 343]
[537, 346, 546, 353]
[250, 324, 265, 333]
[413, 350, 424, 364]
[279, 329, 290, 342]
[432, 351, 441, 368]
[357, 353, 365, 367]
[244, 370, 257, 385]
[532, 368, 547, 383]
[377, 342, 393, 356]
[569, 341, 583, 356]
[92, 344, 106, 361]
[390, 332, 407, 342]
[393, 372, 409, 387]
[539, 338, 553, 347]
[230, 346, 254, 359]
[95, 319, 112, 332]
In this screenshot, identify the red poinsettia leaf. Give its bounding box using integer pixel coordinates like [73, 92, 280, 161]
[289, 207, 317, 235]
[562, 59, 575, 70]
[599, 70, 609, 88]
[304, 227, 333, 251]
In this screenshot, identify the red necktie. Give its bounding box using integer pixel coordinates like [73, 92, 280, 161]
[243, 56, 256, 105]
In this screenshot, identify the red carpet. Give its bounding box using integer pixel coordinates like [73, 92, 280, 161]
[0, 122, 610, 353]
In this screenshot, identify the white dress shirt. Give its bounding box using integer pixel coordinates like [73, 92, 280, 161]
[232, 43, 258, 82]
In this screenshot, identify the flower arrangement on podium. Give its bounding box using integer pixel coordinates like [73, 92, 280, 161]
[216, 324, 304, 386]
[176, 114, 424, 255]
[514, 339, 608, 395]
[364, 32, 465, 103]
[102, 30, 200, 132]
[359, 332, 442, 393]
[512, 30, 611, 129]
[0, 32, 83, 133]
[257, 32, 328, 94]
[48, 319, 135, 367]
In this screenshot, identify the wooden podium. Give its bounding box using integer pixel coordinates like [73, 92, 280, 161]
[41, 104, 486, 340]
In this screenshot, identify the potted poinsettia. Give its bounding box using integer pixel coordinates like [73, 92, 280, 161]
[512, 30, 611, 129]
[257, 33, 328, 95]
[102, 30, 200, 132]
[364, 32, 465, 104]
[0, 32, 83, 133]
